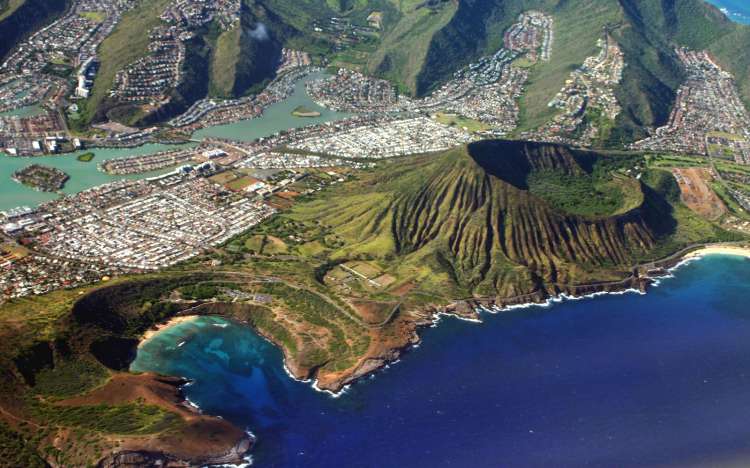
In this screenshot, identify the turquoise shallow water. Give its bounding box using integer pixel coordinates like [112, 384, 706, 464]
[0, 143, 192, 211]
[0, 71, 346, 211]
[132, 254, 750, 467]
[193, 71, 351, 141]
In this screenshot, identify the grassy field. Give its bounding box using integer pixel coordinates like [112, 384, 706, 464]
[79, 11, 105, 23]
[645, 153, 709, 169]
[210, 25, 241, 97]
[433, 112, 491, 133]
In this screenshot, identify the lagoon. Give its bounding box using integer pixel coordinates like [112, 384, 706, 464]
[132, 254, 750, 467]
[0, 143, 192, 211]
[0, 71, 348, 212]
[193, 71, 350, 142]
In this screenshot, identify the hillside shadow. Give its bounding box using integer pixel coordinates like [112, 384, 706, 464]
[466, 139, 593, 190]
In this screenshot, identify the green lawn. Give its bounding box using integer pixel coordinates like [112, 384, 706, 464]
[79, 11, 105, 23]
[433, 112, 491, 133]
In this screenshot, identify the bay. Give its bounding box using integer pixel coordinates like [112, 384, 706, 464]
[193, 71, 351, 142]
[132, 254, 750, 467]
[0, 143, 193, 211]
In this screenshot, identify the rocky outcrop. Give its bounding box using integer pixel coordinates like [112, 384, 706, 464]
[97, 434, 252, 468]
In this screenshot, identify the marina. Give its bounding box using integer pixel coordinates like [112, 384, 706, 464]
[0, 71, 349, 212]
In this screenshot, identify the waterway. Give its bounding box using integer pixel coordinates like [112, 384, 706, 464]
[193, 71, 350, 141]
[132, 254, 750, 467]
[705, 0, 750, 24]
[0, 143, 193, 211]
[0, 71, 348, 212]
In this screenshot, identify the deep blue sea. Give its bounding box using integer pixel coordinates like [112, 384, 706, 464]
[705, 0, 750, 24]
[131, 255, 750, 467]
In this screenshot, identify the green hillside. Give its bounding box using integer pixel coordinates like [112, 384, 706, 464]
[55, 0, 750, 134]
[258, 0, 750, 142]
[276, 140, 735, 298]
[81, 0, 286, 126]
[78, 0, 173, 126]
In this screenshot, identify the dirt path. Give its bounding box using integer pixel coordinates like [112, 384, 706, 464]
[0, 404, 42, 429]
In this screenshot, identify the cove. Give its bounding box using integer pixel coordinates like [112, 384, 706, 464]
[193, 70, 351, 142]
[131, 254, 750, 467]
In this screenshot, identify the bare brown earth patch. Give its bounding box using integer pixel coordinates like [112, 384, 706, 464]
[350, 299, 397, 325]
[60, 373, 250, 464]
[672, 168, 727, 219]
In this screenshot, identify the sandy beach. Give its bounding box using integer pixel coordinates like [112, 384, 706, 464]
[683, 245, 750, 260]
[139, 315, 199, 347]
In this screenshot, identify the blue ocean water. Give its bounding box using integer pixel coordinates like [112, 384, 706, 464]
[705, 0, 750, 24]
[132, 255, 750, 467]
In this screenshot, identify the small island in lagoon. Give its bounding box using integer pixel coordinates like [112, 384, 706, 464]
[291, 105, 322, 118]
[12, 164, 69, 192]
[76, 152, 95, 162]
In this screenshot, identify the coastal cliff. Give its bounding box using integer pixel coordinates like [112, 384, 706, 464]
[0, 139, 742, 464]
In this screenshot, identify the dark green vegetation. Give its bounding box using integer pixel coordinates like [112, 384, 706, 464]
[252, 0, 750, 144]
[271, 140, 740, 298]
[526, 152, 643, 217]
[80, 0, 285, 126]
[0, 274, 218, 465]
[0, 0, 68, 60]
[76, 152, 95, 162]
[27, 401, 179, 435]
[0, 420, 46, 468]
[32, 359, 109, 399]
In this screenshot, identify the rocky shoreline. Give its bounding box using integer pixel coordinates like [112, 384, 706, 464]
[84, 374, 254, 468]
[126, 242, 750, 464]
